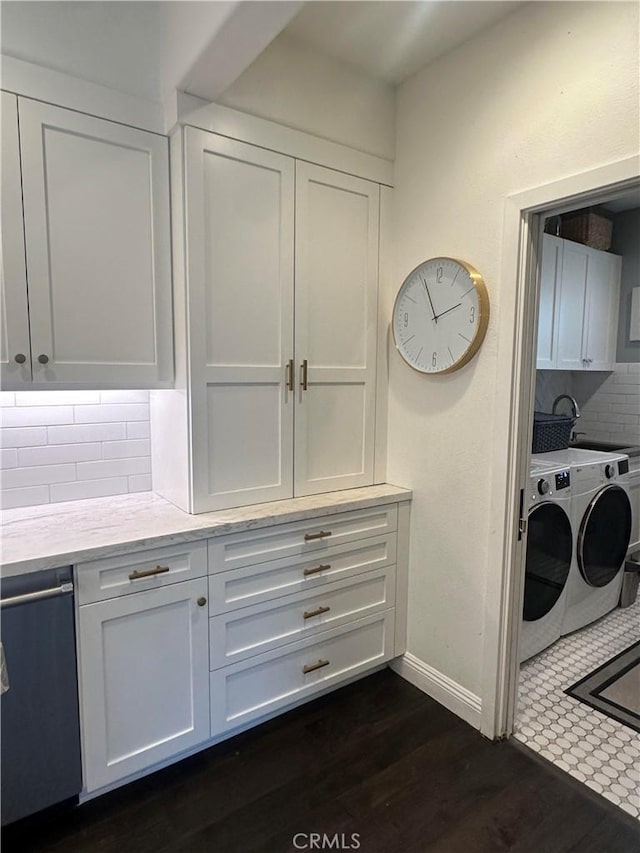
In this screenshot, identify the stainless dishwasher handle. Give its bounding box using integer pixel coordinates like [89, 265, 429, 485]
[0, 582, 73, 609]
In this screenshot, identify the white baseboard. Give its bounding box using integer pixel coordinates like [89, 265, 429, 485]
[391, 653, 482, 730]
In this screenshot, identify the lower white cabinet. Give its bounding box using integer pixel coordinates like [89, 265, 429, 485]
[78, 578, 210, 792]
[74, 494, 410, 795]
[210, 610, 395, 735]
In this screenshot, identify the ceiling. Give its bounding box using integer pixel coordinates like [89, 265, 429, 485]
[284, 1, 523, 85]
[1, 1, 525, 105]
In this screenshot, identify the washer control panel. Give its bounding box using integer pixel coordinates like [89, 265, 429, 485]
[555, 470, 571, 491]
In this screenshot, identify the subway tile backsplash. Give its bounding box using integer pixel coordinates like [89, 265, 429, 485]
[0, 390, 152, 509]
[573, 363, 640, 446]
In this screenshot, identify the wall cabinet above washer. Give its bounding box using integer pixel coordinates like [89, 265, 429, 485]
[536, 234, 621, 371]
[0, 93, 173, 390]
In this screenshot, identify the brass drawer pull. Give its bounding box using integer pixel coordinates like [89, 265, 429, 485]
[304, 530, 332, 542]
[129, 565, 171, 581]
[303, 605, 331, 620]
[285, 359, 294, 392]
[303, 658, 330, 675]
[303, 564, 330, 577]
[300, 359, 308, 391]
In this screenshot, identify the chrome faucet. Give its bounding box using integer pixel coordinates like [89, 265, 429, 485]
[552, 394, 580, 419]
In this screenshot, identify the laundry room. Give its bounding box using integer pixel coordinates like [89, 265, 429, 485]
[518, 194, 640, 813]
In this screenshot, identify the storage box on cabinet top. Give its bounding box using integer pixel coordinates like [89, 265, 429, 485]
[560, 209, 612, 251]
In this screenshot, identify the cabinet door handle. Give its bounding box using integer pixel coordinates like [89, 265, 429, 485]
[285, 359, 294, 392]
[37, 354, 49, 365]
[303, 563, 330, 576]
[128, 565, 171, 581]
[304, 530, 332, 542]
[303, 605, 331, 620]
[303, 658, 330, 674]
[300, 359, 308, 391]
[197, 597, 207, 607]
[14, 353, 27, 364]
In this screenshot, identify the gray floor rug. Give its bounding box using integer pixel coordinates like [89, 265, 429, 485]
[565, 639, 640, 733]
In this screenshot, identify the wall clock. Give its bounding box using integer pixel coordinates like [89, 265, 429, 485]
[392, 257, 490, 374]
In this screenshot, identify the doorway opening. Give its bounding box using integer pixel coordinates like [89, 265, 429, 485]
[513, 186, 640, 816]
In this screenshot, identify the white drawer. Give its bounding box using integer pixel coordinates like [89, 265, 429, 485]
[208, 504, 398, 573]
[76, 540, 208, 605]
[210, 609, 395, 735]
[208, 533, 396, 613]
[209, 566, 396, 669]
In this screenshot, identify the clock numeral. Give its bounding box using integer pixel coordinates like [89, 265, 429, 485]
[436, 266, 444, 283]
[432, 351, 437, 367]
[404, 312, 408, 328]
[470, 306, 476, 324]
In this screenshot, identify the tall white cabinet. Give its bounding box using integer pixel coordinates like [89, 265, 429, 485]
[0, 94, 173, 389]
[155, 122, 387, 513]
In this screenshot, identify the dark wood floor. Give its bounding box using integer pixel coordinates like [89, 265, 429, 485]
[3, 670, 639, 853]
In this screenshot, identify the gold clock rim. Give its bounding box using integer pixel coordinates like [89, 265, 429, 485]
[391, 257, 490, 376]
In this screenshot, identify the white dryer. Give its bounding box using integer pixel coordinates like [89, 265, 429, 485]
[562, 451, 632, 634]
[520, 459, 573, 663]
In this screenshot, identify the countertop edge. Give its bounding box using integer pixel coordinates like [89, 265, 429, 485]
[0, 486, 412, 578]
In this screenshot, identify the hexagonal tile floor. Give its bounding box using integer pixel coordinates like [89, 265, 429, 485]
[516, 598, 640, 820]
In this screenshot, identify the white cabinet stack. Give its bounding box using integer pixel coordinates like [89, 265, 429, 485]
[536, 234, 621, 371]
[152, 121, 389, 513]
[75, 494, 409, 795]
[0, 92, 173, 389]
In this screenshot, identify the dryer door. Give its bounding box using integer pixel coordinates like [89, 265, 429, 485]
[524, 503, 572, 621]
[577, 485, 632, 588]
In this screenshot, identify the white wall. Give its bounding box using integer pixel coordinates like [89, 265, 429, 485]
[0, 391, 151, 509]
[218, 33, 396, 160]
[388, 1, 640, 698]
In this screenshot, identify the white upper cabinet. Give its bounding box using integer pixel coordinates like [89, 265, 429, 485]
[167, 128, 383, 512]
[185, 130, 295, 510]
[1, 93, 32, 386]
[535, 235, 562, 370]
[536, 235, 620, 371]
[1, 96, 173, 389]
[294, 162, 379, 496]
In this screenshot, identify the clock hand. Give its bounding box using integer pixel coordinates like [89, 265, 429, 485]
[421, 277, 438, 323]
[435, 302, 462, 320]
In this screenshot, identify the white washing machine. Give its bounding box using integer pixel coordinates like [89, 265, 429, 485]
[564, 451, 632, 634]
[520, 459, 573, 662]
[537, 448, 633, 634]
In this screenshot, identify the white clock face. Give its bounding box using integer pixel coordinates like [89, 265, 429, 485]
[392, 257, 489, 374]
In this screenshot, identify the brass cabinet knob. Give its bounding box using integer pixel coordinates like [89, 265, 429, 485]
[14, 353, 26, 364]
[197, 597, 207, 607]
[37, 354, 49, 364]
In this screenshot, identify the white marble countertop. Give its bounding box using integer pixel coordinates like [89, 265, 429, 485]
[0, 484, 412, 577]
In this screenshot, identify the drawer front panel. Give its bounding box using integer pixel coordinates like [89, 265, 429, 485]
[209, 566, 396, 669]
[76, 541, 208, 604]
[210, 610, 394, 734]
[208, 504, 398, 573]
[208, 533, 396, 613]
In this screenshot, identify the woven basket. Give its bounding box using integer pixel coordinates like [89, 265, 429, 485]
[560, 210, 612, 251]
[532, 411, 574, 454]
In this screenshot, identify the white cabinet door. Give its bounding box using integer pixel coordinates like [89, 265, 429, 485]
[78, 579, 209, 792]
[536, 235, 562, 369]
[554, 241, 588, 371]
[0, 92, 32, 387]
[18, 99, 172, 387]
[583, 247, 621, 371]
[294, 162, 379, 496]
[185, 129, 295, 511]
